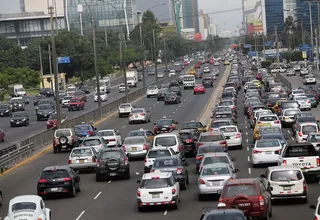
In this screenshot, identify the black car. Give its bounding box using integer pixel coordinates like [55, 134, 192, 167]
[40, 88, 54, 97]
[10, 100, 25, 112]
[164, 92, 181, 105]
[80, 86, 90, 94]
[36, 99, 54, 111]
[179, 129, 199, 155]
[200, 209, 246, 220]
[37, 165, 81, 198]
[95, 148, 130, 181]
[37, 104, 54, 121]
[151, 155, 189, 189]
[34, 94, 46, 106]
[202, 77, 213, 87]
[57, 93, 66, 103]
[169, 86, 182, 96]
[157, 88, 169, 101]
[10, 111, 29, 127]
[0, 104, 11, 117]
[22, 95, 29, 104]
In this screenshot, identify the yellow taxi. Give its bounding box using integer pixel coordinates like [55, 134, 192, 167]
[253, 123, 272, 141]
[271, 100, 286, 113]
[252, 80, 261, 88]
[127, 128, 155, 142]
[224, 61, 230, 65]
[189, 68, 196, 75]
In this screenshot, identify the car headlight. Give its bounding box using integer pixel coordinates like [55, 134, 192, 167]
[10, 119, 14, 122]
[22, 118, 26, 121]
[18, 104, 22, 106]
[5, 110, 9, 112]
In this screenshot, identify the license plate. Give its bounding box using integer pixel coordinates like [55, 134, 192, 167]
[301, 169, 305, 172]
[211, 181, 220, 186]
[79, 159, 85, 163]
[109, 173, 117, 176]
[161, 128, 166, 130]
[152, 194, 160, 198]
[51, 188, 58, 191]
[283, 186, 291, 191]
[61, 145, 67, 149]
[265, 151, 272, 155]
[16, 122, 20, 124]
[135, 115, 138, 118]
[131, 147, 137, 151]
[44, 115, 47, 117]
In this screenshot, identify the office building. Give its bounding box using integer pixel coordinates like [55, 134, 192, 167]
[199, 9, 210, 30]
[295, 0, 318, 34]
[243, 0, 265, 35]
[182, 0, 199, 33]
[136, 0, 172, 22]
[265, 0, 284, 34]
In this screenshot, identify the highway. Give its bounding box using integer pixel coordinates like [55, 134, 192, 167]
[0, 65, 175, 149]
[0, 64, 318, 220]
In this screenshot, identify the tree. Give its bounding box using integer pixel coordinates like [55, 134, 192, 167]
[0, 67, 41, 89]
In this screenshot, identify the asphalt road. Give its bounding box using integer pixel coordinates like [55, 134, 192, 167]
[0, 65, 176, 149]
[0, 64, 226, 219]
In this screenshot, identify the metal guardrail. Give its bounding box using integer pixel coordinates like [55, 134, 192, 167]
[276, 72, 292, 90]
[0, 143, 34, 173]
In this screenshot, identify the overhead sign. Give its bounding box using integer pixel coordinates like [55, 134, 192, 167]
[299, 44, 312, 51]
[248, 51, 257, 57]
[57, 56, 70, 64]
[244, 44, 251, 48]
[264, 41, 274, 47]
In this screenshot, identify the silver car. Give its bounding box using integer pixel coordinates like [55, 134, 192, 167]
[122, 136, 151, 159]
[68, 147, 98, 171]
[306, 133, 320, 150]
[119, 84, 130, 93]
[129, 108, 150, 124]
[198, 163, 237, 200]
[300, 67, 309, 76]
[286, 69, 296, 76]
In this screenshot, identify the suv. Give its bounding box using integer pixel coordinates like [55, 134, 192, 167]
[118, 103, 134, 117]
[218, 178, 272, 219]
[95, 148, 130, 181]
[197, 131, 228, 152]
[53, 128, 79, 153]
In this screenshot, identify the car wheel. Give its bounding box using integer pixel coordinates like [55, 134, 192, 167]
[138, 206, 144, 212]
[53, 147, 58, 154]
[238, 144, 243, 149]
[0, 192, 3, 206]
[96, 174, 102, 182]
[180, 179, 187, 190]
[125, 169, 131, 179]
[76, 181, 81, 192]
[303, 196, 308, 204]
[69, 185, 76, 197]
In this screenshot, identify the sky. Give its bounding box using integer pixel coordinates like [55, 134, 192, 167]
[198, 0, 243, 31]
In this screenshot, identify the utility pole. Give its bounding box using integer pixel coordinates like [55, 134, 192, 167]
[153, 28, 158, 84]
[121, 29, 129, 102]
[48, 5, 61, 128]
[164, 32, 168, 79]
[316, 27, 319, 70]
[317, 1, 320, 70]
[39, 44, 44, 88]
[254, 34, 258, 64]
[275, 26, 280, 65]
[211, 34, 214, 55]
[262, 35, 266, 60]
[48, 44, 53, 89]
[301, 20, 306, 44]
[140, 24, 146, 89]
[92, 16, 101, 108]
[309, 2, 314, 62]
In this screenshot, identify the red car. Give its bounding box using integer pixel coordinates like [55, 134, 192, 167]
[197, 61, 203, 65]
[68, 97, 84, 111]
[0, 128, 4, 141]
[218, 178, 272, 219]
[183, 61, 189, 66]
[195, 64, 201, 68]
[46, 113, 68, 129]
[193, 84, 205, 94]
[209, 60, 215, 65]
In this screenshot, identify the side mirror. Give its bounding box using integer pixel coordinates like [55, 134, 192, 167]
[234, 168, 239, 173]
[75, 170, 79, 174]
[231, 158, 236, 161]
[136, 180, 141, 184]
[267, 186, 273, 191]
[260, 174, 266, 178]
[239, 129, 243, 132]
[309, 205, 317, 209]
[317, 120, 320, 123]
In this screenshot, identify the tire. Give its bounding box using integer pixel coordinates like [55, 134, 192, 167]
[303, 196, 308, 204]
[238, 144, 243, 149]
[37, 117, 40, 121]
[0, 192, 3, 206]
[180, 179, 187, 190]
[69, 185, 76, 197]
[118, 114, 121, 118]
[138, 206, 144, 212]
[76, 181, 81, 192]
[53, 147, 58, 154]
[125, 169, 131, 179]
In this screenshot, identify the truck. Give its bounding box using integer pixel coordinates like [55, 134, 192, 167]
[99, 77, 111, 93]
[8, 84, 26, 97]
[126, 71, 138, 87]
[277, 143, 320, 179]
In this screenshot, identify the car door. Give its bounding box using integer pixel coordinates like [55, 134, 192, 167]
[259, 181, 271, 213]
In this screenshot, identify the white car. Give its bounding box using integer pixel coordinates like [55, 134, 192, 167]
[169, 70, 176, 77]
[146, 85, 159, 98]
[4, 195, 51, 220]
[290, 89, 305, 100]
[256, 114, 282, 129]
[153, 133, 181, 153]
[119, 84, 129, 93]
[203, 67, 210, 73]
[214, 61, 220, 66]
[279, 67, 287, 73]
[118, 103, 133, 117]
[286, 69, 296, 76]
[96, 129, 122, 147]
[304, 75, 316, 84]
[61, 96, 71, 107]
[129, 108, 150, 124]
[310, 196, 320, 219]
[250, 109, 273, 128]
[300, 67, 309, 76]
[261, 166, 307, 203]
[218, 125, 242, 149]
[136, 171, 180, 211]
[295, 122, 319, 143]
[293, 64, 301, 71]
[252, 139, 282, 167]
[294, 96, 311, 110]
[94, 91, 108, 102]
[144, 147, 176, 173]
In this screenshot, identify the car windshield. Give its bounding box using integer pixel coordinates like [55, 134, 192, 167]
[219, 127, 237, 133]
[224, 185, 258, 197]
[124, 138, 144, 144]
[297, 117, 316, 123]
[75, 125, 91, 131]
[120, 104, 131, 108]
[154, 158, 179, 168]
[131, 109, 144, 114]
[55, 130, 71, 137]
[285, 110, 300, 116]
[83, 139, 101, 146]
[97, 131, 114, 136]
[270, 170, 303, 181]
[181, 122, 201, 129]
[261, 134, 285, 140]
[308, 134, 320, 142]
[140, 178, 174, 189]
[259, 116, 277, 121]
[203, 156, 229, 165]
[198, 146, 223, 153]
[156, 119, 172, 126]
[202, 167, 230, 176]
[155, 137, 176, 146]
[283, 102, 299, 108]
[302, 125, 318, 134]
[148, 150, 171, 158]
[256, 140, 280, 148]
[63, 96, 71, 100]
[12, 202, 36, 212]
[293, 90, 304, 94]
[210, 122, 230, 128]
[40, 169, 69, 179]
[12, 112, 26, 117]
[148, 86, 157, 90]
[38, 105, 52, 110]
[71, 148, 93, 157]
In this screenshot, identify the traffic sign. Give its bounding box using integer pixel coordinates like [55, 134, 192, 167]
[244, 44, 251, 48]
[248, 51, 256, 56]
[57, 56, 70, 64]
[299, 44, 312, 51]
[302, 51, 307, 59]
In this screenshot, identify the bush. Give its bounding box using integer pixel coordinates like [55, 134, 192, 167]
[261, 60, 272, 68]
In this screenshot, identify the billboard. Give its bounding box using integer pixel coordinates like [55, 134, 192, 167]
[244, 0, 264, 35]
[181, 28, 195, 40]
[194, 33, 202, 42]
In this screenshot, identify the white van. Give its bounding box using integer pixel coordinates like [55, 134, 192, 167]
[153, 133, 182, 154]
[182, 75, 195, 89]
[261, 165, 307, 203]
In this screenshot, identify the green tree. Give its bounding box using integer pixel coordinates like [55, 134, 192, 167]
[0, 67, 41, 89]
[0, 36, 27, 70]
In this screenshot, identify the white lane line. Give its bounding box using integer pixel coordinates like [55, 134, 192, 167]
[122, 125, 126, 128]
[153, 104, 156, 107]
[287, 130, 291, 134]
[93, 192, 102, 200]
[31, 122, 36, 125]
[245, 132, 248, 136]
[169, 115, 172, 118]
[172, 112, 175, 114]
[291, 137, 295, 140]
[164, 210, 168, 216]
[76, 210, 85, 220]
[247, 147, 249, 152]
[157, 101, 159, 104]
[245, 121, 247, 124]
[6, 131, 12, 134]
[176, 108, 178, 111]
[149, 107, 152, 109]
[108, 180, 112, 184]
[248, 168, 251, 175]
[245, 126, 248, 129]
[246, 139, 248, 143]
[247, 156, 250, 162]
[178, 105, 181, 108]
[0, 124, 4, 126]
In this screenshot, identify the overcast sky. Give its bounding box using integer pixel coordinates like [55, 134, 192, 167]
[198, 0, 242, 31]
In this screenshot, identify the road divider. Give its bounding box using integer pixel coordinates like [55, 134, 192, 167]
[276, 72, 292, 90]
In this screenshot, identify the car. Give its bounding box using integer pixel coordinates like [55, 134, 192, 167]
[259, 132, 287, 147]
[200, 209, 246, 220]
[193, 84, 205, 94]
[10, 99, 25, 112]
[214, 112, 237, 123]
[261, 165, 307, 203]
[0, 128, 4, 142]
[224, 61, 230, 65]
[198, 163, 238, 200]
[118, 103, 134, 117]
[37, 165, 80, 197]
[36, 99, 54, 111]
[295, 122, 319, 143]
[218, 178, 272, 219]
[150, 155, 189, 189]
[94, 91, 108, 102]
[279, 108, 301, 127]
[202, 77, 213, 87]
[169, 86, 182, 96]
[96, 129, 122, 147]
[218, 125, 242, 149]
[214, 61, 220, 66]
[249, 109, 273, 128]
[310, 197, 320, 219]
[153, 133, 182, 154]
[209, 119, 235, 132]
[198, 152, 235, 174]
[74, 123, 97, 140]
[118, 84, 130, 93]
[253, 123, 272, 141]
[304, 74, 316, 84]
[256, 114, 282, 129]
[157, 72, 164, 78]
[146, 85, 159, 98]
[157, 88, 169, 101]
[195, 63, 201, 68]
[80, 136, 109, 151]
[293, 96, 311, 110]
[286, 69, 296, 76]
[46, 113, 67, 129]
[73, 91, 86, 102]
[293, 64, 301, 71]
[195, 144, 225, 172]
[61, 96, 71, 107]
[180, 120, 207, 133]
[4, 195, 50, 220]
[53, 128, 79, 153]
[0, 104, 11, 117]
[129, 108, 150, 124]
[40, 88, 54, 97]
[147, 68, 156, 75]
[136, 171, 180, 211]
[95, 147, 130, 181]
[127, 129, 155, 143]
[121, 136, 151, 159]
[33, 94, 46, 106]
[68, 147, 98, 171]
[300, 67, 309, 76]
[153, 118, 178, 134]
[144, 147, 176, 173]
[251, 139, 282, 167]
[203, 66, 210, 73]
[290, 89, 305, 100]
[36, 104, 54, 121]
[189, 68, 196, 75]
[10, 111, 29, 127]
[169, 69, 176, 77]
[306, 133, 320, 150]
[80, 85, 90, 94]
[292, 115, 317, 135]
[179, 129, 199, 155]
[304, 93, 318, 107]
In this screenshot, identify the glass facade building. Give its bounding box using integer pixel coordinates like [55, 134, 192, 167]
[296, 1, 318, 35]
[66, 0, 138, 34]
[265, 0, 284, 34]
[182, 0, 199, 33]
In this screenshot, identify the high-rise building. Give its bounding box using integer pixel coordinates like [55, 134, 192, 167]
[265, 0, 284, 34]
[295, 0, 318, 34]
[182, 0, 199, 32]
[243, 0, 265, 35]
[199, 16, 205, 40]
[199, 10, 210, 30]
[136, 0, 172, 22]
[209, 24, 218, 36]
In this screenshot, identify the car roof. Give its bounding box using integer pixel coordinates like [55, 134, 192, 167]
[43, 165, 70, 171]
[83, 136, 102, 140]
[268, 165, 301, 171]
[299, 122, 318, 126]
[142, 171, 172, 179]
[226, 178, 258, 185]
[10, 195, 42, 204]
[125, 136, 146, 140]
[149, 147, 170, 151]
[154, 133, 177, 137]
[201, 131, 221, 136]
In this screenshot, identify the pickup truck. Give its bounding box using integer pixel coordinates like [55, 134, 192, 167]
[278, 143, 320, 179]
[68, 97, 84, 111]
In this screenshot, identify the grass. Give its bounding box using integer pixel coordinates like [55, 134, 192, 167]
[26, 89, 40, 95]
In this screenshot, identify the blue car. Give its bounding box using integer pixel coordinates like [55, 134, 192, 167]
[75, 123, 97, 140]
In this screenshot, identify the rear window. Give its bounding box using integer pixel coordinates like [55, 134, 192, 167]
[284, 145, 317, 157]
[215, 114, 232, 119]
[147, 150, 171, 158]
[140, 178, 174, 189]
[154, 158, 179, 167]
[12, 202, 37, 212]
[97, 130, 115, 136]
[219, 127, 237, 133]
[198, 146, 223, 154]
[224, 185, 258, 197]
[302, 125, 318, 134]
[179, 133, 192, 139]
[155, 136, 177, 146]
[203, 156, 229, 165]
[128, 131, 145, 137]
[270, 170, 303, 181]
[219, 101, 233, 106]
[55, 130, 71, 137]
[75, 125, 91, 131]
[120, 104, 131, 108]
[297, 117, 316, 123]
[202, 167, 230, 176]
[131, 109, 143, 113]
[283, 102, 299, 108]
[83, 139, 101, 146]
[259, 116, 277, 121]
[100, 151, 121, 159]
[256, 140, 280, 148]
[285, 110, 300, 116]
[40, 169, 69, 179]
[71, 148, 93, 157]
[210, 122, 230, 128]
[308, 134, 320, 142]
[200, 135, 224, 142]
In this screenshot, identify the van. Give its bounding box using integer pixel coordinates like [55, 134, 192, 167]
[152, 133, 184, 157]
[182, 75, 196, 89]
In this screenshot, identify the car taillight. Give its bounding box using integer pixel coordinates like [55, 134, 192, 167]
[122, 145, 126, 152]
[220, 141, 227, 146]
[236, 133, 241, 138]
[177, 145, 181, 152]
[317, 158, 320, 166]
[140, 114, 145, 116]
[137, 190, 141, 197]
[63, 177, 71, 181]
[87, 131, 92, 135]
[232, 106, 236, 110]
[150, 169, 155, 172]
[274, 120, 280, 124]
[172, 188, 176, 194]
[143, 144, 148, 150]
[92, 156, 96, 163]
[257, 121, 262, 124]
[129, 114, 133, 117]
[298, 132, 303, 137]
[314, 98, 317, 101]
[185, 139, 193, 143]
[154, 126, 158, 131]
[124, 157, 129, 165]
[176, 167, 183, 174]
[109, 139, 116, 142]
[97, 160, 100, 167]
[209, 128, 213, 132]
[196, 156, 203, 161]
[38, 179, 47, 183]
[253, 150, 262, 154]
[53, 137, 57, 145]
[268, 103, 272, 107]
[275, 150, 281, 154]
[314, 217, 318, 220]
[303, 180, 307, 191]
[283, 160, 287, 165]
[68, 160, 72, 164]
[144, 158, 147, 162]
[259, 195, 264, 206]
[71, 136, 74, 142]
[199, 179, 205, 184]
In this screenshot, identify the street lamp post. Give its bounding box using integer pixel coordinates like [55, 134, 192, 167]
[153, 28, 158, 84]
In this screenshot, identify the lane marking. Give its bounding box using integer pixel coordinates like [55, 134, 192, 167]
[291, 137, 295, 140]
[176, 108, 178, 111]
[6, 131, 12, 134]
[248, 168, 251, 175]
[164, 210, 167, 216]
[247, 156, 250, 162]
[172, 112, 175, 114]
[245, 121, 247, 123]
[93, 192, 102, 200]
[246, 139, 248, 143]
[0, 124, 3, 126]
[245, 126, 248, 129]
[76, 210, 85, 220]
[247, 147, 249, 152]
[287, 130, 291, 134]
[245, 132, 248, 136]
[122, 125, 126, 128]
[31, 122, 36, 125]
[108, 180, 112, 184]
